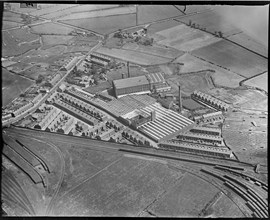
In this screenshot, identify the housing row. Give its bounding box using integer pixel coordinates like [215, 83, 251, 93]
[112, 72, 171, 98]
[61, 56, 81, 71]
[192, 90, 230, 111]
[12, 102, 33, 117]
[159, 140, 232, 158]
[193, 111, 224, 124]
[176, 132, 223, 146]
[59, 92, 107, 121]
[86, 52, 112, 67]
[34, 106, 61, 130]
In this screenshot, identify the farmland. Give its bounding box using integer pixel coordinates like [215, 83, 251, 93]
[31, 22, 75, 35]
[28, 4, 76, 17]
[121, 43, 185, 59]
[52, 156, 185, 216]
[153, 23, 222, 51]
[137, 5, 184, 25]
[176, 10, 241, 37]
[173, 53, 245, 88]
[60, 14, 136, 35]
[41, 35, 74, 48]
[2, 68, 33, 107]
[57, 5, 136, 21]
[7, 28, 39, 42]
[43, 5, 120, 19]
[2, 21, 21, 29]
[228, 33, 268, 58]
[243, 72, 268, 92]
[147, 19, 181, 35]
[191, 40, 268, 78]
[148, 173, 220, 217]
[3, 11, 24, 23]
[96, 47, 171, 65]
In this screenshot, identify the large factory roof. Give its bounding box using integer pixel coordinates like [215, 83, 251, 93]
[113, 75, 149, 89]
[146, 72, 165, 84]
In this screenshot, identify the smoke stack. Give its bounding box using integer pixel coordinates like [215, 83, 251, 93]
[178, 84, 182, 113]
[122, 73, 125, 79]
[136, 5, 138, 26]
[151, 110, 156, 121]
[127, 61, 130, 78]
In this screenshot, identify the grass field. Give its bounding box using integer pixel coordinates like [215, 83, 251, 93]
[147, 20, 181, 36]
[31, 22, 75, 35]
[149, 173, 220, 217]
[191, 40, 268, 78]
[3, 11, 24, 23]
[2, 21, 21, 29]
[173, 53, 245, 88]
[43, 5, 120, 19]
[153, 23, 222, 51]
[175, 5, 211, 14]
[60, 14, 136, 35]
[166, 71, 215, 96]
[176, 10, 241, 37]
[121, 43, 185, 59]
[2, 68, 33, 107]
[7, 28, 39, 42]
[228, 33, 268, 58]
[243, 72, 268, 92]
[57, 6, 136, 21]
[53, 156, 184, 216]
[29, 4, 76, 17]
[97, 47, 171, 65]
[41, 35, 74, 48]
[137, 5, 184, 25]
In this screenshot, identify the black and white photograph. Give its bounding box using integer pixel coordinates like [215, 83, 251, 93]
[1, 1, 268, 217]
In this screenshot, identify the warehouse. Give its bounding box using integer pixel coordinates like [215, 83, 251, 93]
[193, 111, 224, 124]
[176, 132, 223, 146]
[146, 72, 171, 92]
[190, 126, 221, 136]
[159, 140, 232, 158]
[113, 75, 151, 98]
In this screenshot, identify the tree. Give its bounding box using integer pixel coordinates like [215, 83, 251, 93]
[188, 20, 192, 26]
[36, 74, 44, 84]
[218, 31, 223, 38]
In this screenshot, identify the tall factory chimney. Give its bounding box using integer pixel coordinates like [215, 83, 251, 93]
[121, 73, 125, 79]
[136, 5, 138, 26]
[127, 61, 130, 78]
[151, 110, 156, 121]
[178, 84, 182, 113]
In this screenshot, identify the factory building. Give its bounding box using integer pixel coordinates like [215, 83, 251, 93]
[86, 52, 112, 67]
[176, 132, 223, 146]
[159, 140, 232, 158]
[120, 109, 151, 129]
[113, 75, 151, 98]
[191, 90, 230, 111]
[146, 72, 171, 93]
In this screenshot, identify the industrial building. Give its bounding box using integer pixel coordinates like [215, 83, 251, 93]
[191, 90, 230, 111]
[113, 75, 151, 98]
[190, 126, 221, 136]
[159, 140, 232, 158]
[176, 132, 223, 146]
[119, 109, 152, 129]
[86, 52, 112, 67]
[193, 111, 224, 124]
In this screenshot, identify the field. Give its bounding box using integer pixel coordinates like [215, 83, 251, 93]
[2, 68, 33, 107]
[57, 6, 136, 21]
[41, 35, 74, 48]
[52, 156, 184, 216]
[175, 5, 211, 14]
[97, 47, 171, 65]
[121, 43, 185, 59]
[29, 4, 76, 17]
[243, 72, 268, 92]
[165, 71, 215, 96]
[43, 5, 120, 20]
[173, 53, 245, 88]
[147, 19, 181, 35]
[2, 21, 21, 29]
[153, 23, 222, 51]
[148, 173, 220, 217]
[228, 33, 268, 58]
[7, 28, 39, 42]
[191, 40, 268, 78]
[3, 11, 24, 23]
[31, 22, 75, 35]
[176, 10, 241, 37]
[137, 5, 185, 25]
[21, 63, 53, 80]
[2, 31, 40, 57]
[208, 88, 268, 111]
[60, 14, 136, 35]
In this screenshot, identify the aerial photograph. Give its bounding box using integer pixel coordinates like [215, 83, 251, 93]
[1, 2, 268, 217]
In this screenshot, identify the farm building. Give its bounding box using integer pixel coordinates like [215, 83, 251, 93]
[191, 90, 230, 111]
[159, 140, 232, 158]
[113, 75, 151, 98]
[176, 132, 223, 146]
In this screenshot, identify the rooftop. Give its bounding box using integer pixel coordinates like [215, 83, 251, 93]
[113, 75, 149, 89]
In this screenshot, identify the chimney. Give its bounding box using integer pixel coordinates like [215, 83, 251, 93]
[127, 61, 130, 78]
[178, 84, 182, 113]
[122, 73, 125, 79]
[151, 110, 156, 121]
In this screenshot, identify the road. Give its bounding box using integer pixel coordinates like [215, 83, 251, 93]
[2, 41, 102, 127]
